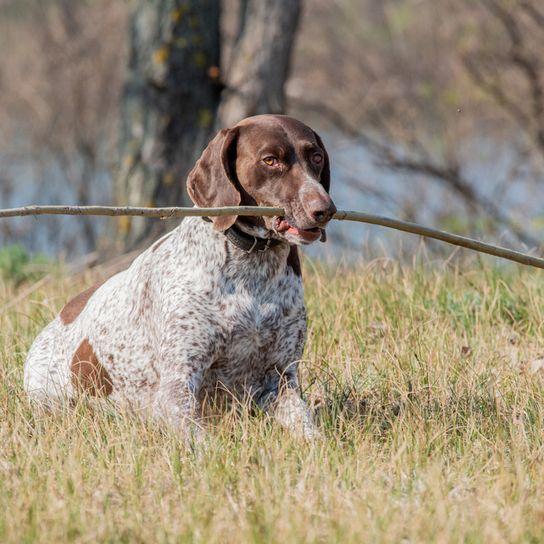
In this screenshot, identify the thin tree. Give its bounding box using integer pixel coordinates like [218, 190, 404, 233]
[219, 0, 301, 127]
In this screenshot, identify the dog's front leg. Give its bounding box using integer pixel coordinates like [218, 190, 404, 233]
[152, 367, 204, 440]
[152, 316, 219, 439]
[257, 371, 318, 439]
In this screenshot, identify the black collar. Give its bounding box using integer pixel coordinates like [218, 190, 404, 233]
[202, 217, 283, 253]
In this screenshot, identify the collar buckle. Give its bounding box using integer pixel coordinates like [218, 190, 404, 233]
[246, 235, 272, 254]
[246, 236, 259, 254]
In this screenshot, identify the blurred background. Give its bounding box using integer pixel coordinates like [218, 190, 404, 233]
[0, 0, 543, 265]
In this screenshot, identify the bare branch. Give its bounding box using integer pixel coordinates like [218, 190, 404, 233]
[335, 210, 544, 270]
[0, 205, 283, 220]
[520, 1, 544, 30]
[480, 0, 544, 141]
[380, 153, 539, 247]
[0, 204, 542, 270]
[462, 55, 531, 127]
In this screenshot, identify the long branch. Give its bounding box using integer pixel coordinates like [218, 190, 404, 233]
[0, 205, 283, 219]
[1, 205, 543, 270]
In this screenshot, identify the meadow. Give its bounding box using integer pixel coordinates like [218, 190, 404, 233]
[1, 253, 544, 543]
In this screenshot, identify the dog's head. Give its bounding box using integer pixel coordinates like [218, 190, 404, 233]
[187, 114, 336, 245]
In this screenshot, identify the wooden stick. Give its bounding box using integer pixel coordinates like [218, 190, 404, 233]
[0, 205, 283, 219]
[0, 204, 543, 269]
[333, 210, 544, 270]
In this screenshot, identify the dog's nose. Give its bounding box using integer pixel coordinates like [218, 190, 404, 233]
[308, 197, 337, 224]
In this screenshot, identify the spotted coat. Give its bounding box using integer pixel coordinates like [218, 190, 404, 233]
[26, 219, 313, 432]
[24, 114, 337, 439]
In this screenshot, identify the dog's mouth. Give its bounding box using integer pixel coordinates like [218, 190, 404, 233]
[274, 217, 324, 244]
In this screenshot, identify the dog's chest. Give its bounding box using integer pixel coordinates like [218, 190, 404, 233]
[223, 293, 288, 355]
[223, 274, 302, 351]
[203, 271, 305, 392]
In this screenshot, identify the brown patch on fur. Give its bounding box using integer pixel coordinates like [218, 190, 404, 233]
[60, 281, 105, 325]
[71, 338, 113, 396]
[151, 231, 173, 252]
[287, 246, 301, 277]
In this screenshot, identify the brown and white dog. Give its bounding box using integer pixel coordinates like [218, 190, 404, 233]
[24, 115, 336, 438]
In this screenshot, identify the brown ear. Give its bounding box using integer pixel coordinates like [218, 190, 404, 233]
[313, 131, 330, 192]
[187, 128, 240, 231]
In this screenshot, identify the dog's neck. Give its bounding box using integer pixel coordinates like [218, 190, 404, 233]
[235, 216, 281, 238]
[202, 217, 284, 254]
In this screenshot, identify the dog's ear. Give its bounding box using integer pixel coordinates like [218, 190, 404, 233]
[313, 131, 330, 192]
[187, 127, 240, 231]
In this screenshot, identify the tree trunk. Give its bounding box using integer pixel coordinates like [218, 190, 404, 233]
[114, 0, 222, 248]
[113, 0, 301, 250]
[219, 0, 301, 127]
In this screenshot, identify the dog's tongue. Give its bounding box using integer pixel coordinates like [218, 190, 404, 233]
[275, 217, 325, 242]
[277, 219, 310, 237]
[276, 218, 291, 233]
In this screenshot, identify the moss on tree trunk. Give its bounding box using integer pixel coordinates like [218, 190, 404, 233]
[115, 0, 221, 248]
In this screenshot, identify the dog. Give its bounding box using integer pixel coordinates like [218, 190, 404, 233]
[24, 114, 337, 438]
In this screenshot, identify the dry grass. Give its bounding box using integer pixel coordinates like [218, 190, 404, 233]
[1, 258, 544, 543]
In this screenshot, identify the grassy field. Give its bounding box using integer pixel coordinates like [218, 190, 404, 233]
[1, 256, 544, 543]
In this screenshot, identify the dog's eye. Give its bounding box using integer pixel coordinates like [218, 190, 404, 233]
[312, 153, 323, 164]
[263, 157, 277, 166]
